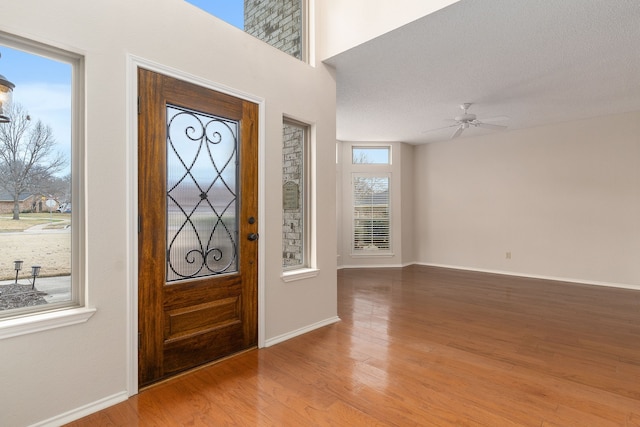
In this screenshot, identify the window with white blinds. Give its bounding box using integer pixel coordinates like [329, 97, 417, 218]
[352, 175, 390, 252]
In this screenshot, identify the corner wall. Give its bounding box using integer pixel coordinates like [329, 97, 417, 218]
[413, 110, 640, 288]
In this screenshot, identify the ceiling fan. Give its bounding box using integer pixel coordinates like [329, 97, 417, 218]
[425, 103, 508, 139]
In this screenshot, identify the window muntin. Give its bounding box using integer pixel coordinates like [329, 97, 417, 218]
[186, 0, 307, 61]
[353, 174, 390, 252]
[282, 119, 310, 269]
[352, 146, 391, 164]
[0, 35, 83, 319]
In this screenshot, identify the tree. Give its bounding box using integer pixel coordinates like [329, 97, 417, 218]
[42, 173, 72, 206]
[0, 103, 67, 219]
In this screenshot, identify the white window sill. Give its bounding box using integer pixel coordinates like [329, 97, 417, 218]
[0, 306, 97, 340]
[281, 268, 320, 282]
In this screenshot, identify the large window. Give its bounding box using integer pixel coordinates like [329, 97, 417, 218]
[0, 34, 83, 321]
[186, 0, 307, 61]
[353, 174, 390, 252]
[282, 119, 310, 269]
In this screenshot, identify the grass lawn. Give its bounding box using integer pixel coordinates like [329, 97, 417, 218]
[0, 212, 71, 232]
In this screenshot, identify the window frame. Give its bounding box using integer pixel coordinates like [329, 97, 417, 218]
[351, 146, 391, 165]
[281, 117, 318, 282]
[282, 118, 309, 270]
[0, 32, 93, 338]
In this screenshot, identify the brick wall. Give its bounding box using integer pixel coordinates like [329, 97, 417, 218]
[282, 123, 304, 267]
[0, 195, 43, 214]
[244, 0, 303, 60]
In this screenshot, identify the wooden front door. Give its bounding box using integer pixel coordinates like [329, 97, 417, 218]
[138, 68, 258, 387]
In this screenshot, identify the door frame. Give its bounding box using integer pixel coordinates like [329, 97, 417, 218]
[126, 55, 266, 395]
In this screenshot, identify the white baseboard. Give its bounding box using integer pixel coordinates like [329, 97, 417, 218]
[339, 263, 405, 269]
[415, 262, 640, 291]
[30, 391, 128, 427]
[264, 316, 340, 347]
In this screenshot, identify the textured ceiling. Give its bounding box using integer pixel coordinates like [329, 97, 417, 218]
[325, 0, 640, 144]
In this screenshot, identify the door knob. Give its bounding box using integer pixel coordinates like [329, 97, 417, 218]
[247, 233, 259, 241]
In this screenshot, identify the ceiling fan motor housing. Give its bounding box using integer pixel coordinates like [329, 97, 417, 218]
[455, 113, 477, 123]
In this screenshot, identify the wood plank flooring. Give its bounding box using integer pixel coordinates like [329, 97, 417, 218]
[67, 266, 640, 426]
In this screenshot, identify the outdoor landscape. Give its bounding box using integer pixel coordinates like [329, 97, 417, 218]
[0, 42, 73, 312]
[0, 212, 71, 280]
[0, 212, 71, 311]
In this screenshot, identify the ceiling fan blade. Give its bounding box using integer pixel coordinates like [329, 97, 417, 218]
[479, 115, 510, 122]
[477, 122, 507, 130]
[422, 124, 458, 134]
[451, 126, 464, 139]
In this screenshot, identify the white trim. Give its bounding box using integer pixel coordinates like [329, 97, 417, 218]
[126, 55, 267, 396]
[340, 263, 405, 269]
[257, 85, 267, 350]
[264, 316, 340, 347]
[0, 307, 96, 340]
[350, 252, 395, 257]
[414, 262, 640, 291]
[307, 0, 316, 67]
[281, 268, 320, 282]
[30, 391, 128, 427]
[281, 117, 315, 279]
[126, 54, 140, 397]
[339, 261, 414, 270]
[132, 56, 264, 106]
[0, 33, 91, 339]
[350, 145, 392, 165]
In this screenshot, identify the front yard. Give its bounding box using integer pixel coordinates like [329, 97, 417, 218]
[0, 213, 71, 280]
[0, 212, 70, 232]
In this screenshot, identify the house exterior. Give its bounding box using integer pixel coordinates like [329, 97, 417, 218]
[0, 192, 58, 214]
[1, 1, 638, 426]
[0, 192, 37, 214]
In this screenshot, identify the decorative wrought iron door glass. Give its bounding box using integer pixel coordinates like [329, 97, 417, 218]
[166, 105, 239, 282]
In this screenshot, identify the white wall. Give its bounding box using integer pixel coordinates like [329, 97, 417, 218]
[414, 110, 640, 288]
[338, 141, 414, 268]
[316, 0, 460, 61]
[0, 1, 337, 425]
[401, 142, 416, 265]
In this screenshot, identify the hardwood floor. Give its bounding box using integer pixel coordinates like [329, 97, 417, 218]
[67, 266, 640, 426]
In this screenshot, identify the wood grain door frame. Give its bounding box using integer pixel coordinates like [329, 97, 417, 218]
[127, 56, 265, 395]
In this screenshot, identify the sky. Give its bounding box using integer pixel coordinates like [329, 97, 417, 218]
[185, 0, 244, 29]
[0, 44, 72, 173]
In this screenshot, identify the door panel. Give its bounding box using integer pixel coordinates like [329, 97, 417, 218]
[138, 68, 258, 387]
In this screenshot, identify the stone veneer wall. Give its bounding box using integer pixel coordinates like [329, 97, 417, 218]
[244, 0, 303, 60]
[282, 123, 304, 267]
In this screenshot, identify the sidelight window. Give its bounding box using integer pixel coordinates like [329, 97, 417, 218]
[282, 119, 310, 269]
[0, 33, 86, 327]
